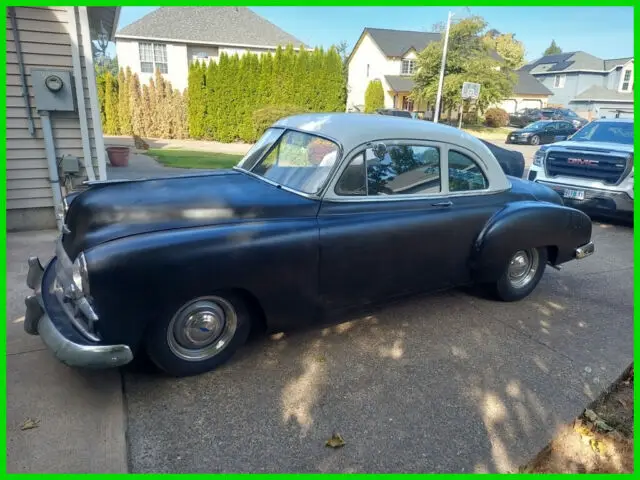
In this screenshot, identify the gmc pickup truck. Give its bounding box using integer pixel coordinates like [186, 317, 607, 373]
[527, 118, 634, 221]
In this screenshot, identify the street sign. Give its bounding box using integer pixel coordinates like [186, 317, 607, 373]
[461, 82, 481, 100]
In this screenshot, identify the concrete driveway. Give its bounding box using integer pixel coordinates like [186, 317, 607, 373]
[122, 220, 632, 473]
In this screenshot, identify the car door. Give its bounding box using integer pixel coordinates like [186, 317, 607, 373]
[558, 121, 575, 140]
[541, 122, 559, 143]
[317, 141, 457, 310]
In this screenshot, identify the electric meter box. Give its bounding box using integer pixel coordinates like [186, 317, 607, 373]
[31, 69, 77, 112]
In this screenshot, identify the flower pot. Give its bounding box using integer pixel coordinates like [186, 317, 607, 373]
[106, 146, 130, 167]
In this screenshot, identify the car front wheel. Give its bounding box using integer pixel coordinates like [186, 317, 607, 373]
[494, 247, 547, 302]
[146, 292, 251, 377]
[529, 134, 540, 145]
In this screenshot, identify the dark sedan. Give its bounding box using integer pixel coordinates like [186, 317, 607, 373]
[506, 120, 577, 146]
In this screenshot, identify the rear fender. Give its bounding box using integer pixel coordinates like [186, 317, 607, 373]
[471, 201, 592, 282]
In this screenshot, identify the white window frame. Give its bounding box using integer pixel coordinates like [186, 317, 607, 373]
[619, 66, 633, 92]
[553, 74, 566, 88]
[401, 59, 416, 76]
[139, 42, 168, 74]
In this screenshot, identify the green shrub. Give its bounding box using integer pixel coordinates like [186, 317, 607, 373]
[484, 107, 509, 127]
[252, 105, 308, 138]
[364, 80, 384, 113]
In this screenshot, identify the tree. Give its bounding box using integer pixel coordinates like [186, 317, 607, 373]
[364, 79, 384, 113]
[334, 40, 350, 104]
[117, 67, 133, 135]
[483, 31, 526, 70]
[95, 54, 118, 77]
[187, 60, 207, 138]
[129, 72, 143, 136]
[413, 15, 516, 115]
[543, 40, 562, 56]
[103, 71, 119, 134]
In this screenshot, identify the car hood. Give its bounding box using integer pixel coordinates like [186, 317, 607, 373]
[544, 140, 634, 153]
[61, 169, 320, 258]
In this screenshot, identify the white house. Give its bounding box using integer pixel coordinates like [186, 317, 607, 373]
[115, 7, 306, 92]
[346, 28, 440, 112]
[347, 27, 552, 116]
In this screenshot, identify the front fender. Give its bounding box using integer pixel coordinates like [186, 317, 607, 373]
[471, 201, 592, 281]
[83, 219, 320, 350]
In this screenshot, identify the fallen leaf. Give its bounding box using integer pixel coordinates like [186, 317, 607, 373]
[617, 398, 629, 408]
[589, 438, 606, 454]
[325, 433, 345, 448]
[21, 418, 40, 430]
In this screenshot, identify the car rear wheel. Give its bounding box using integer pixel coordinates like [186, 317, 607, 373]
[146, 292, 251, 376]
[494, 247, 547, 302]
[529, 134, 540, 145]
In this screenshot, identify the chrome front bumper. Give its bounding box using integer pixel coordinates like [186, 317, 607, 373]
[24, 254, 133, 368]
[575, 241, 595, 260]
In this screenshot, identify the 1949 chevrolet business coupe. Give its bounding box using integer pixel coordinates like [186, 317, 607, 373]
[25, 113, 595, 377]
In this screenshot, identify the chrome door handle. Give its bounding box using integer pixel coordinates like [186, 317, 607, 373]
[432, 201, 453, 207]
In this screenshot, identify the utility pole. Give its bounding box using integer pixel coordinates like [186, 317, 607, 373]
[433, 11, 453, 124]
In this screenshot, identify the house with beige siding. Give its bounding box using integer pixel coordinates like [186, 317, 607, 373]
[6, 6, 119, 231]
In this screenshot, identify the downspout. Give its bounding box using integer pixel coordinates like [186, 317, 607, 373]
[8, 7, 36, 137]
[79, 7, 108, 181]
[40, 112, 64, 231]
[65, 7, 96, 181]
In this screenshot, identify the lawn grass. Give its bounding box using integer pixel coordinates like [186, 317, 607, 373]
[462, 125, 514, 140]
[148, 148, 244, 169]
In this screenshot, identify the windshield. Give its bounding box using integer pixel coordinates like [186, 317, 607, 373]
[239, 128, 340, 195]
[570, 121, 634, 145]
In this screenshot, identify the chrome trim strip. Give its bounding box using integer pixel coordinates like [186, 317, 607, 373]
[575, 241, 595, 259]
[37, 313, 133, 368]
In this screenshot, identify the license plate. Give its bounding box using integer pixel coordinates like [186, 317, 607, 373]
[563, 188, 585, 200]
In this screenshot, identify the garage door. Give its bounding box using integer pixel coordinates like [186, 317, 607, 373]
[501, 99, 517, 113]
[520, 99, 543, 109]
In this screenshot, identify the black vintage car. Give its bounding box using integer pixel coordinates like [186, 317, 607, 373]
[506, 120, 578, 146]
[24, 113, 595, 377]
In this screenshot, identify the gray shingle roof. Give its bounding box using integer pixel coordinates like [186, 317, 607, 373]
[384, 75, 415, 92]
[604, 57, 633, 70]
[365, 28, 441, 57]
[513, 70, 552, 95]
[523, 51, 633, 74]
[116, 7, 305, 48]
[572, 85, 634, 102]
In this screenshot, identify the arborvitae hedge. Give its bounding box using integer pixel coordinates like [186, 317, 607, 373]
[188, 45, 346, 142]
[98, 44, 346, 142]
[364, 80, 384, 113]
[98, 67, 188, 139]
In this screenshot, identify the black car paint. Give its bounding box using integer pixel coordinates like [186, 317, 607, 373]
[506, 121, 577, 145]
[56, 167, 591, 353]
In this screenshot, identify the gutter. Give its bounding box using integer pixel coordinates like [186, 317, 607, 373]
[8, 7, 36, 137]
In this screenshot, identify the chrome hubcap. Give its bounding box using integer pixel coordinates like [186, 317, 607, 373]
[167, 296, 237, 362]
[507, 249, 539, 289]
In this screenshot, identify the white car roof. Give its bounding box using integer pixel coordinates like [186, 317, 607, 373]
[272, 113, 511, 194]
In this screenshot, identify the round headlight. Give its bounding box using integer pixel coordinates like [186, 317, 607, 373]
[72, 252, 90, 295]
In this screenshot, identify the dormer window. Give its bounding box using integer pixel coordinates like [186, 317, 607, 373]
[620, 67, 633, 92]
[553, 74, 566, 88]
[401, 59, 416, 75]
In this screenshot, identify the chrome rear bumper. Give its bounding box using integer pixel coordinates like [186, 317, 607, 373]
[575, 241, 595, 260]
[24, 255, 133, 368]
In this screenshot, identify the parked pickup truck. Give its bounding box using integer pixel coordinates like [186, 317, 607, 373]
[527, 118, 634, 221]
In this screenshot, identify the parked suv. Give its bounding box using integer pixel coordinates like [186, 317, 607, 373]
[543, 108, 589, 129]
[528, 118, 633, 220]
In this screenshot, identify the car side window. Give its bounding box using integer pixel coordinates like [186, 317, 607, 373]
[448, 150, 488, 192]
[335, 144, 441, 196]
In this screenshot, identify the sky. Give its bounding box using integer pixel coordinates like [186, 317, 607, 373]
[110, 6, 634, 61]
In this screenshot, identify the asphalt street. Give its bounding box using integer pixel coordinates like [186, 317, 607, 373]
[123, 220, 633, 473]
